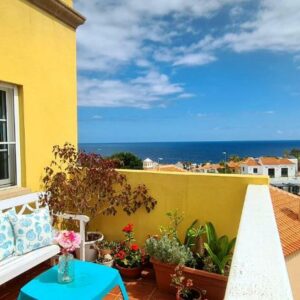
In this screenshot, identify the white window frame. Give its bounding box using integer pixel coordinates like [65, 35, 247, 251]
[0, 82, 21, 188]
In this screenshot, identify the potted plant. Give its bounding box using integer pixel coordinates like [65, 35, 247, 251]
[114, 224, 146, 279]
[41, 143, 157, 261]
[97, 253, 114, 267]
[145, 235, 194, 293]
[145, 211, 236, 300]
[171, 265, 207, 300]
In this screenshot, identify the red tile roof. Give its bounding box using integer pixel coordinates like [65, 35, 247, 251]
[227, 161, 240, 168]
[241, 158, 261, 166]
[270, 186, 300, 257]
[261, 157, 294, 165]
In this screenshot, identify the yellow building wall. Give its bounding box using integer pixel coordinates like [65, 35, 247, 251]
[91, 171, 269, 243]
[0, 0, 78, 190]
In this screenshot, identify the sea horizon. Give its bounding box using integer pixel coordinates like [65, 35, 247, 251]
[79, 140, 300, 164]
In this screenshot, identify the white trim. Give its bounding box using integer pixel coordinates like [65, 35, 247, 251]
[225, 185, 293, 300]
[13, 85, 21, 187]
[0, 82, 21, 188]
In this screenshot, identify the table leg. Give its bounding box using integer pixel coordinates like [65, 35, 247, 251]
[117, 277, 129, 300]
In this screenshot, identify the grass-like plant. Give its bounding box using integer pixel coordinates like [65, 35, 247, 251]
[203, 222, 236, 275]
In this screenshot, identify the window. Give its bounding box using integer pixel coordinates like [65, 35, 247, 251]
[253, 168, 258, 174]
[281, 168, 288, 177]
[268, 168, 275, 178]
[0, 84, 19, 188]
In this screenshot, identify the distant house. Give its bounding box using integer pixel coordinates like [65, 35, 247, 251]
[143, 158, 155, 169]
[240, 157, 298, 181]
[227, 161, 241, 174]
[196, 163, 222, 173]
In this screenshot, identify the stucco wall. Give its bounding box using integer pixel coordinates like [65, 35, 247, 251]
[0, 0, 78, 190]
[91, 171, 269, 243]
[286, 251, 300, 299]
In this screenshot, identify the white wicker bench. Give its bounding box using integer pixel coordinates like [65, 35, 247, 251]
[0, 192, 90, 285]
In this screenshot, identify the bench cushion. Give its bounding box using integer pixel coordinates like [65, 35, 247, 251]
[8, 207, 53, 255]
[0, 211, 15, 261]
[0, 244, 60, 285]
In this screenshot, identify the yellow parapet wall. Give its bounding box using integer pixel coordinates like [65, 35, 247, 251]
[91, 171, 269, 243]
[0, 0, 79, 190]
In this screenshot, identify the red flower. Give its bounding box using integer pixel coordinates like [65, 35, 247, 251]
[122, 223, 133, 233]
[131, 244, 139, 251]
[115, 250, 126, 260]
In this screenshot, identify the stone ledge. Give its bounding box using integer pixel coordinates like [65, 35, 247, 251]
[26, 0, 86, 29]
[0, 187, 31, 201]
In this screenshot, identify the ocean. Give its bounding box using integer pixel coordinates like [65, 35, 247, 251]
[79, 140, 300, 164]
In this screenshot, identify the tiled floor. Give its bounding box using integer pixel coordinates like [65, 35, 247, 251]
[0, 262, 174, 300]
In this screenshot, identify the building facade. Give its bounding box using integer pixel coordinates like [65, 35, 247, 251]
[0, 0, 84, 191]
[240, 157, 298, 180]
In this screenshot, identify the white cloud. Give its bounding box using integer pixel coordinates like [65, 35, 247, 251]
[197, 0, 300, 53]
[78, 71, 185, 108]
[264, 110, 275, 114]
[74, 0, 300, 109]
[173, 53, 217, 66]
[75, 0, 241, 72]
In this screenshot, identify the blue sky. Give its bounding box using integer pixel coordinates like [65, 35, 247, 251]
[75, 0, 300, 143]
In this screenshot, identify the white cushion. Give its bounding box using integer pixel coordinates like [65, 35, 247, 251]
[0, 210, 15, 261]
[8, 207, 53, 255]
[0, 244, 60, 285]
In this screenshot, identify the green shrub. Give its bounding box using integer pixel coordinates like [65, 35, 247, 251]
[145, 235, 195, 266]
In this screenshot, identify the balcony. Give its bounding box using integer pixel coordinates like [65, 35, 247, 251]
[0, 171, 294, 299]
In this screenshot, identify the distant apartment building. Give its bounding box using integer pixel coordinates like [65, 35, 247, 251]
[240, 157, 299, 194]
[240, 157, 297, 178]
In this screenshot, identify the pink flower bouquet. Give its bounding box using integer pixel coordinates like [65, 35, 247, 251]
[56, 231, 81, 254]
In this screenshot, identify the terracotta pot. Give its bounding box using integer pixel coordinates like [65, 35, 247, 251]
[115, 264, 142, 279]
[150, 258, 177, 294]
[176, 289, 202, 300]
[183, 266, 227, 300]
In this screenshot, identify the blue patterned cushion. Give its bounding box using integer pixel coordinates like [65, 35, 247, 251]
[8, 207, 53, 255]
[0, 210, 15, 261]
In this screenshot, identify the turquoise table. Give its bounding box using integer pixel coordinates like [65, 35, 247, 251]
[18, 260, 129, 300]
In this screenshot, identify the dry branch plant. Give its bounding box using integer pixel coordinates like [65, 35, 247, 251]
[40, 143, 157, 223]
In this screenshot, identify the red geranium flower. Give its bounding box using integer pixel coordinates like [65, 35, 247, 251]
[115, 250, 126, 260]
[122, 223, 133, 233]
[131, 244, 139, 251]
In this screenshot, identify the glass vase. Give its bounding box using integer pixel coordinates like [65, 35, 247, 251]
[58, 253, 74, 283]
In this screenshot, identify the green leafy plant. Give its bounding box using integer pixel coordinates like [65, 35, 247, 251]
[145, 235, 195, 266]
[110, 152, 143, 170]
[203, 222, 236, 275]
[159, 210, 184, 242]
[160, 210, 204, 250]
[184, 220, 205, 251]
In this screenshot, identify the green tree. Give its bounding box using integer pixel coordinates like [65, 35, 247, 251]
[229, 155, 242, 162]
[110, 152, 143, 170]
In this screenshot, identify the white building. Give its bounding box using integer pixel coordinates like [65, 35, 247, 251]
[143, 158, 154, 169]
[240, 157, 298, 184]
